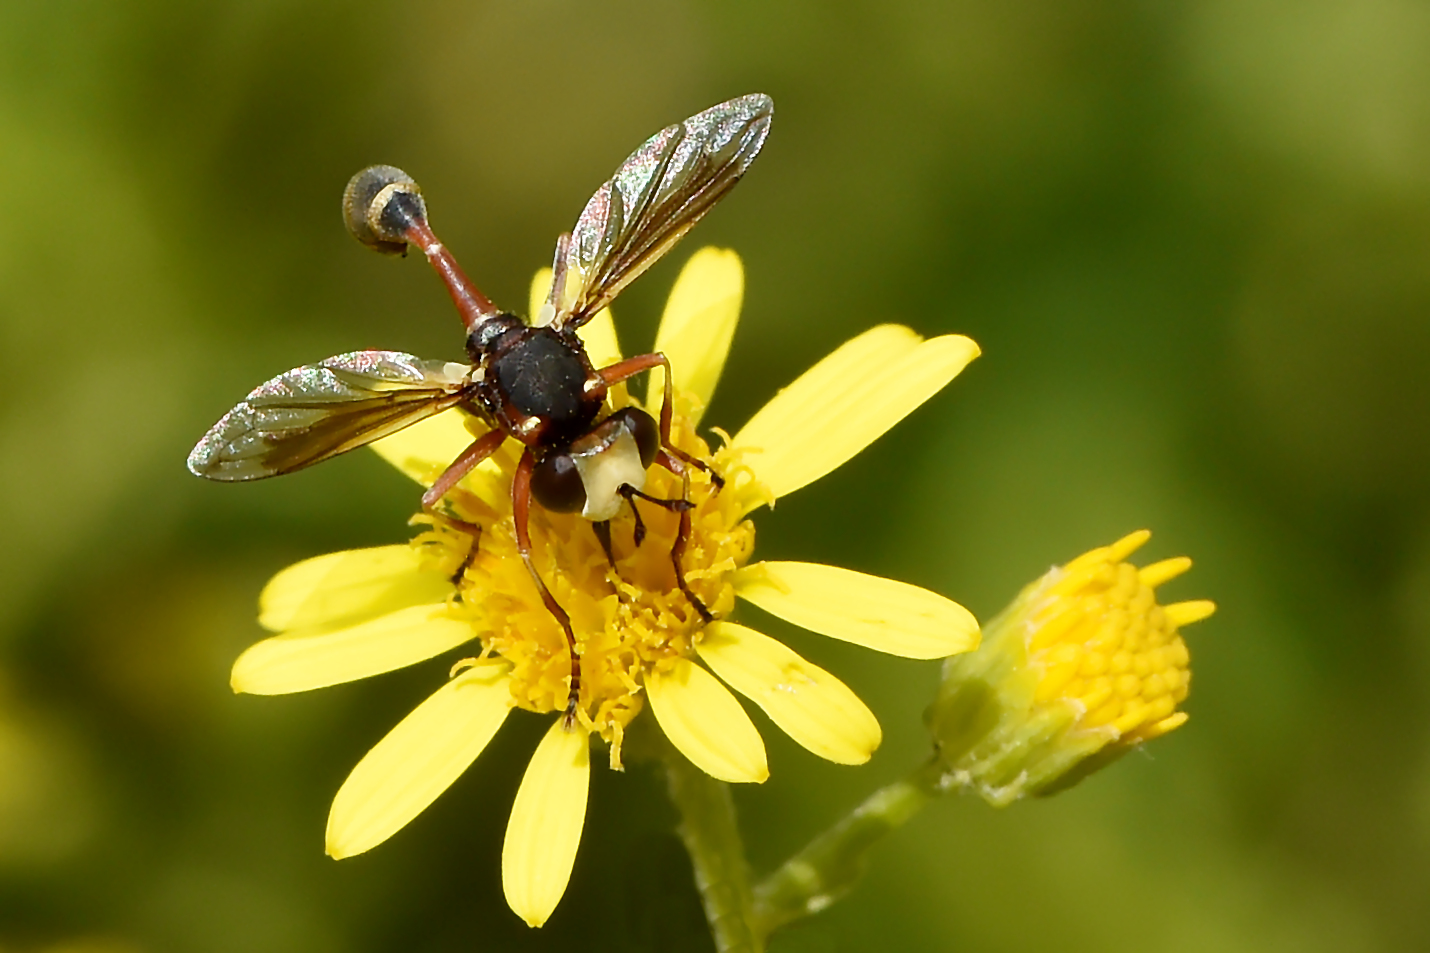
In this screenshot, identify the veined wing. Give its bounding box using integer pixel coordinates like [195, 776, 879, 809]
[188, 350, 475, 481]
[545, 93, 772, 331]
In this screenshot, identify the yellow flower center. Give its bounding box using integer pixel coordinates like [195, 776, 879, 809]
[410, 395, 762, 761]
[1023, 530, 1199, 746]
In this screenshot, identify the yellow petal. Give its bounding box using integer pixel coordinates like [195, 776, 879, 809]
[647, 247, 743, 426]
[530, 266, 623, 368]
[731, 326, 980, 502]
[646, 657, 768, 783]
[1165, 600, 1217, 627]
[502, 720, 591, 927]
[326, 661, 511, 858]
[734, 561, 980, 659]
[232, 604, 474, 695]
[698, 623, 881, 765]
[370, 410, 480, 486]
[528, 267, 552, 319]
[258, 545, 452, 632]
[578, 310, 622, 370]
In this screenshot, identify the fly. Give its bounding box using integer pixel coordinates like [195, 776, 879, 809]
[188, 93, 774, 726]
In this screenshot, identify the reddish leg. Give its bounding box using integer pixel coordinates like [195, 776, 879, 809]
[513, 448, 583, 728]
[598, 352, 724, 487]
[667, 469, 713, 623]
[419, 429, 503, 595]
[420, 427, 507, 534]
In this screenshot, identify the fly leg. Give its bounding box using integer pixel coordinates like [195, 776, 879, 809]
[592, 520, 617, 568]
[444, 524, 482, 596]
[513, 448, 583, 728]
[620, 483, 693, 548]
[419, 428, 507, 599]
[619, 476, 712, 623]
[598, 352, 724, 489]
[421, 427, 507, 535]
[591, 519, 637, 606]
[617, 485, 670, 548]
[597, 353, 719, 622]
[667, 467, 713, 623]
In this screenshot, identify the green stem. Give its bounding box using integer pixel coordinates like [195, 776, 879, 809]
[661, 743, 762, 953]
[751, 759, 943, 938]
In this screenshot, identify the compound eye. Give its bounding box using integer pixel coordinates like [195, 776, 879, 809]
[342, 165, 427, 255]
[610, 407, 659, 469]
[530, 451, 586, 513]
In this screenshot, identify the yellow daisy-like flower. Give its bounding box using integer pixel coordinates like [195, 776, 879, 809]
[230, 247, 982, 926]
[926, 530, 1214, 806]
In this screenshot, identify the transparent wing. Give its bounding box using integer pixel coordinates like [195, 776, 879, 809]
[188, 350, 474, 481]
[546, 93, 772, 331]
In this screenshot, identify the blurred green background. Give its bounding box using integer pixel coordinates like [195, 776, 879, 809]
[3, 1, 1430, 950]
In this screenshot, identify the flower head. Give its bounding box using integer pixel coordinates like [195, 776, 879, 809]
[925, 530, 1213, 806]
[231, 248, 982, 926]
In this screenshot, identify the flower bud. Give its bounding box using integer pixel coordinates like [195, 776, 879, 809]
[926, 530, 1212, 805]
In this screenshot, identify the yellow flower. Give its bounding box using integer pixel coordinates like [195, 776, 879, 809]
[230, 247, 982, 926]
[926, 530, 1213, 806]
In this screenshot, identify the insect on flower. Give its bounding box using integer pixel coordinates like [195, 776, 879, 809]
[188, 94, 774, 725]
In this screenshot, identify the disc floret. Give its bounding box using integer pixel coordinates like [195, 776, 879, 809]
[420, 409, 761, 766]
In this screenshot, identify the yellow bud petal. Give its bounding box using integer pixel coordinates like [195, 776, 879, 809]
[1138, 556, 1192, 589]
[1165, 600, 1216, 627]
[929, 531, 1207, 804]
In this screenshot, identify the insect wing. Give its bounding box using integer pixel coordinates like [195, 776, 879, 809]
[547, 93, 772, 330]
[188, 350, 472, 481]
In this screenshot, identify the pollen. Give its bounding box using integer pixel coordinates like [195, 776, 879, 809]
[412, 400, 760, 766]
